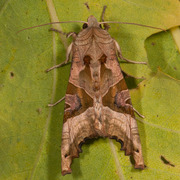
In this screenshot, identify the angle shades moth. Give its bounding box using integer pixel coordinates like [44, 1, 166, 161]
[46, 7, 147, 175]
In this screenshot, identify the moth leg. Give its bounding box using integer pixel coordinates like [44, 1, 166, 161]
[133, 107, 145, 118]
[46, 43, 73, 72]
[48, 96, 65, 107]
[114, 40, 147, 65]
[49, 28, 77, 38]
[100, 5, 110, 30]
[101, 6, 106, 21]
[115, 91, 145, 118]
[125, 104, 145, 118]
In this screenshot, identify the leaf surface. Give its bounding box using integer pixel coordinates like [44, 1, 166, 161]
[0, 0, 180, 179]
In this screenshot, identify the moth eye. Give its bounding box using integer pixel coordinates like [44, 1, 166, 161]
[136, 149, 139, 153]
[82, 23, 88, 29]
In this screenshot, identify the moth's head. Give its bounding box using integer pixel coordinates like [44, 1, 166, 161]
[82, 15, 100, 29]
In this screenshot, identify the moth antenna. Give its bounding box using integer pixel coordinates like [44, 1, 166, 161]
[16, 21, 87, 34]
[100, 21, 166, 31]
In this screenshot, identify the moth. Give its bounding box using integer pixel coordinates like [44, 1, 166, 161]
[18, 6, 164, 176]
[48, 10, 147, 175]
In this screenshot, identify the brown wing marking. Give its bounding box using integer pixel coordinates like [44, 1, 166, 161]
[102, 76, 134, 116]
[63, 82, 93, 123]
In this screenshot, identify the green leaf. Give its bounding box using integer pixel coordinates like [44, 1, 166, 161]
[145, 30, 180, 79]
[0, 0, 180, 179]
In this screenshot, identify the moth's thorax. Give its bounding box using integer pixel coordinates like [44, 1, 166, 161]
[74, 25, 113, 47]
